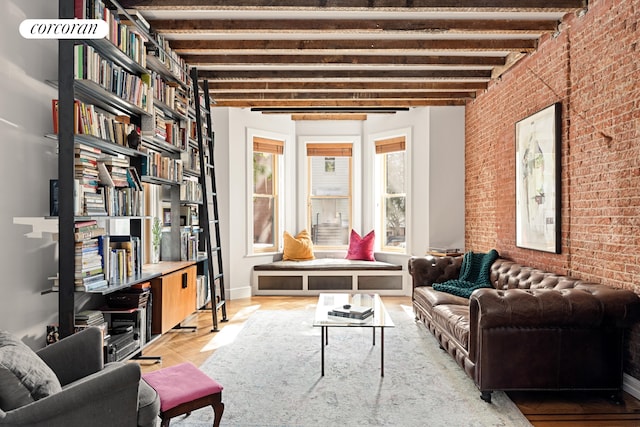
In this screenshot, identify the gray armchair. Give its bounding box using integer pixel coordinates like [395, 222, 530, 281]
[0, 326, 159, 427]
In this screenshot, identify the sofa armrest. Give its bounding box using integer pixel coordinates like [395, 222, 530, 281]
[467, 287, 636, 393]
[574, 283, 640, 323]
[36, 327, 104, 386]
[0, 362, 141, 427]
[408, 256, 462, 288]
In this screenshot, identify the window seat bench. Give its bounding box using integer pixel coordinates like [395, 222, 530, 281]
[252, 255, 406, 296]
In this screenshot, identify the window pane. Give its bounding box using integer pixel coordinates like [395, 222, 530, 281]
[253, 196, 274, 246]
[310, 156, 350, 196]
[253, 152, 273, 195]
[310, 198, 350, 245]
[308, 154, 351, 247]
[386, 151, 405, 194]
[384, 196, 405, 247]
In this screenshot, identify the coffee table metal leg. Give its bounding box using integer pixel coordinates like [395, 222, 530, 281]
[381, 327, 384, 377]
[372, 327, 375, 346]
[321, 326, 325, 376]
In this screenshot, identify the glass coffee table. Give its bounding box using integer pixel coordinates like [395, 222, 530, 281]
[313, 293, 394, 376]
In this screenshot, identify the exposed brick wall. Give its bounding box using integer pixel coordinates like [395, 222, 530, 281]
[465, 0, 640, 378]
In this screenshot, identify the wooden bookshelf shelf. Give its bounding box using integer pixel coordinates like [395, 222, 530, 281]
[86, 38, 148, 76]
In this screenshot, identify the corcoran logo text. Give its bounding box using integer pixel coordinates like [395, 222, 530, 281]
[20, 19, 108, 39]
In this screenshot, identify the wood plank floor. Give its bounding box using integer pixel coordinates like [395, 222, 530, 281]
[136, 295, 640, 426]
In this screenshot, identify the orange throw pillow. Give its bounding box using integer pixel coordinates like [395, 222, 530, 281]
[283, 230, 315, 261]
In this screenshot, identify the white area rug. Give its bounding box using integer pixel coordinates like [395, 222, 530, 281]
[172, 306, 532, 427]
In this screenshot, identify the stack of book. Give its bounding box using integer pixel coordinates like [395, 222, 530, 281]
[427, 247, 463, 257]
[75, 220, 108, 291]
[75, 143, 107, 216]
[328, 305, 374, 320]
[98, 154, 130, 187]
[153, 106, 167, 141]
[75, 310, 105, 327]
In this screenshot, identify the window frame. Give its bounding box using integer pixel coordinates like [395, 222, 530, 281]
[247, 130, 287, 255]
[298, 135, 362, 250]
[372, 129, 411, 254]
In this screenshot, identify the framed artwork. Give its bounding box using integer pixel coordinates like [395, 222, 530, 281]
[515, 102, 562, 253]
[163, 208, 172, 226]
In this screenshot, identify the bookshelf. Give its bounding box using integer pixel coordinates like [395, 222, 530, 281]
[55, 0, 211, 360]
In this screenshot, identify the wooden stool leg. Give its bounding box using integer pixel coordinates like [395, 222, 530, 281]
[212, 399, 224, 427]
[160, 416, 170, 427]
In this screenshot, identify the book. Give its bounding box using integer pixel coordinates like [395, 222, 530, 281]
[327, 311, 374, 322]
[75, 219, 98, 228]
[51, 99, 59, 134]
[328, 305, 374, 320]
[427, 248, 463, 257]
[97, 162, 115, 187]
[74, 226, 106, 241]
[126, 167, 142, 190]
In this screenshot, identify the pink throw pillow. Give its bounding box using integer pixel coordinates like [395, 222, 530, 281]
[346, 229, 375, 261]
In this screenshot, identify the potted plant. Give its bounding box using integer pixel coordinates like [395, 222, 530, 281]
[151, 217, 162, 263]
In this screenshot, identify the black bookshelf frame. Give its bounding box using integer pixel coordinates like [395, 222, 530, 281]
[58, 0, 75, 338]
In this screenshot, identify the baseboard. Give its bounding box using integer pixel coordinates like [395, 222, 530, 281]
[227, 285, 252, 300]
[623, 373, 640, 400]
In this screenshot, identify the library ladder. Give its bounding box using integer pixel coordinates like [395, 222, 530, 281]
[190, 68, 228, 332]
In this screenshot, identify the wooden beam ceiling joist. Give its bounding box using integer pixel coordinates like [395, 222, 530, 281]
[197, 69, 492, 79]
[121, 0, 585, 12]
[209, 91, 476, 100]
[149, 18, 559, 34]
[213, 99, 467, 107]
[171, 39, 538, 53]
[204, 81, 487, 91]
[184, 54, 505, 67]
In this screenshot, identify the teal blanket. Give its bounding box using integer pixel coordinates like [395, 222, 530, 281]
[432, 249, 499, 298]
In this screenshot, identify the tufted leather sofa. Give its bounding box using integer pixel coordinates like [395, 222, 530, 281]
[408, 255, 640, 403]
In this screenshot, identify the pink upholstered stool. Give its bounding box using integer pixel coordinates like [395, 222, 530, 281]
[142, 362, 224, 427]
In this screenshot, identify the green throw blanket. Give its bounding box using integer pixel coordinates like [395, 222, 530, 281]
[432, 249, 499, 298]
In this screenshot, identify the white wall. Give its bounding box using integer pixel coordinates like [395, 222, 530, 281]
[0, 0, 59, 348]
[428, 107, 465, 251]
[364, 107, 464, 257]
[212, 108, 296, 299]
[212, 107, 465, 298]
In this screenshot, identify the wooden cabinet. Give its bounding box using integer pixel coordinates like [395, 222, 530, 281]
[150, 265, 197, 334]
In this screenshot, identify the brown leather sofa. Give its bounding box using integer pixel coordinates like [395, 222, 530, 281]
[408, 255, 640, 403]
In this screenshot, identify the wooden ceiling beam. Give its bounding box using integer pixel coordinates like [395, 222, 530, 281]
[204, 80, 487, 91]
[171, 38, 537, 52]
[197, 69, 491, 79]
[120, 1, 584, 12]
[210, 91, 476, 99]
[212, 99, 467, 107]
[183, 54, 505, 66]
[150, 18, 558, 33]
